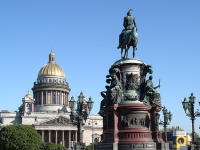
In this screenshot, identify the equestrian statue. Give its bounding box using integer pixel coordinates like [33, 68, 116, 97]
[117, 9, 138, 58]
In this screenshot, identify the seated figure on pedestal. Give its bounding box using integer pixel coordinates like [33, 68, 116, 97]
[144, 75, 161, 107]
[99, 68, 123, 110]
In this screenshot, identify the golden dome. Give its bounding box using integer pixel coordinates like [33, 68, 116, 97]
[25, 90, 32, 98]
[38, 51, 66, 78]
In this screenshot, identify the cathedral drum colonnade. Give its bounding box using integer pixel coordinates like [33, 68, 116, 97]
[32, 51, 71, 112]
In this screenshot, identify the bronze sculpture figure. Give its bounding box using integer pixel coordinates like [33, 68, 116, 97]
[117, 9, 138, 58]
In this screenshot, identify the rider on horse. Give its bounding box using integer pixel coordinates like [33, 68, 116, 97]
[117, 9, 138, 49]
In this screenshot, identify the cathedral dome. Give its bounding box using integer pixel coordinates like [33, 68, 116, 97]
[25, 90, 32, 98]
[37, 51, 66, 78]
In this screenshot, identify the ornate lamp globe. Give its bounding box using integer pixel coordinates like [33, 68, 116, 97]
[182, 98, 188, 112]
[78, 92, 85, 103]
[169, 111, 172, 122]
[87, 97, 94, 111]
[189, 93, 196, 103]
[162, 106, 167, 115]
[69, 96, 76, 110]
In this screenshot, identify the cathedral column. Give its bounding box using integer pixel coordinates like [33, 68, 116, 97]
[48, 130, 51, 142]
[42, 130, 44, 142]
[61, 92, 64, 105]
[41, 91, 43, 105]
[67, 130, 71, 148]
[63, 92, 65, 105]
[65, 92, 68, 106]
[56, 90, 57, 104]
[37, 92, 39, 105]
[46, 91, 47, 104]
[51, 90, 52, 104]
[62, 130, 65, 146]
[66, 93, 69, 106]
[55, 130, 58, 144]
[32, 103, 34, 111]
[58, 91, 60, 104]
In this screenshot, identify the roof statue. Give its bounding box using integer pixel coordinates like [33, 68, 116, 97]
[117, 8, 138, 58]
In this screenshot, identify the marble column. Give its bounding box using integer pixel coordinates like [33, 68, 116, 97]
[58, 91, 60, 104]
[65, 93, 68, 106]
[46, 91, 47, 104]
[48, 130, 51, 142]
[56, 90, 57, 104]
[62, 130, 65, 146]
[55, 130, 58, 144]
[42, 130, 44, 142]
[51, 90, 52, 104]
[63, 92, 65, 105]
[41, 91, 43, 105]
[66, 93, 69, 106]
[67, 130, 71, 148]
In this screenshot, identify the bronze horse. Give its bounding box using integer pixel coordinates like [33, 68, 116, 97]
[121, 27, 138, 58]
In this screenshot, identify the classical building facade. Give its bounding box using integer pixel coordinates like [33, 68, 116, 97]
[0, 51, 103, 149]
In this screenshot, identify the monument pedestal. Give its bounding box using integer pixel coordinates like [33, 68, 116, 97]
[97, 58, 169, 150]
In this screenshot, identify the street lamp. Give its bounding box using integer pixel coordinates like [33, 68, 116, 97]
[69, 92, 94, 150]
[182, 93, 200, 144]
[158, 106, 172, 143]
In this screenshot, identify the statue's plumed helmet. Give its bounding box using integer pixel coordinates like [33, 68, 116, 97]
[127, 8, 132, 16]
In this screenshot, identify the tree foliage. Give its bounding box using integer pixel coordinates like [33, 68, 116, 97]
[190, 132, 200, 144]
[85, 142, 99, 150]
[0, 124, 42, 150]
[40, 142, 66, 150]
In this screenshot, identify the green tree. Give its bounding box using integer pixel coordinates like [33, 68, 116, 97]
[0, 124, 42, 150]
[85, 142, 99, 150]
[190, 132, 200, 144]
[40, 142, 66, 150]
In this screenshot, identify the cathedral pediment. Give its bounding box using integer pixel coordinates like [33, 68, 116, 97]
[40, 116, 72, 125]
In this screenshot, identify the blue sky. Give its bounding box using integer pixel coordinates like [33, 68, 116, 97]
[1, 1, 200, 135]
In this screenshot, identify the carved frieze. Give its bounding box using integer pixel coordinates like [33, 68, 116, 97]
[122, 113, 149, 128]
[42, 116, 71, 125]
[125, 73, 139, 90]
[124, 94, 140, 101]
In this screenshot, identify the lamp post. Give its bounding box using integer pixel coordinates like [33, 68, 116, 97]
[158, 106, 172, 143]
[69, 92, 94, 150]
[182, 92, 200, 145]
